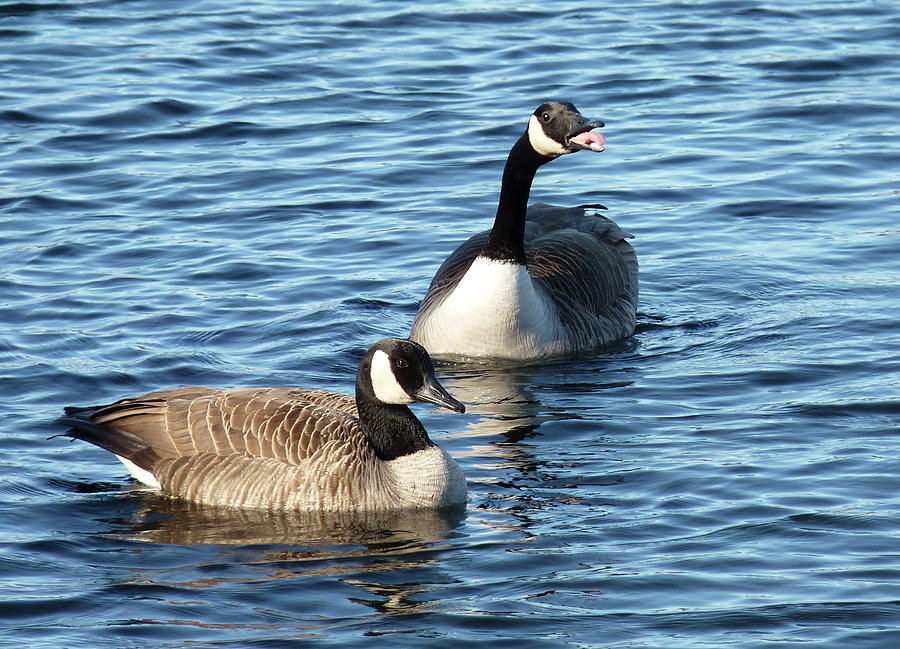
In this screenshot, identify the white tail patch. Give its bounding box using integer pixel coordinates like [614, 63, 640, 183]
[370, 349, 413, 404]
[117, 455, 161, 489]
[527, 114, 567, 157]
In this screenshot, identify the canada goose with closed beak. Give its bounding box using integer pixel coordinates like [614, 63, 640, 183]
[60, 339, 467, 511]
[410, 101, 638, 361]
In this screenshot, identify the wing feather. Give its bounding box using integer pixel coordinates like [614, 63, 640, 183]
[75, 387, 369, 468]
[527, 204, 638, 348]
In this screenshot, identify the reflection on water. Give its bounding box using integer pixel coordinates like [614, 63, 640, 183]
[442, 365, 545, 505]
[120, 492, 466, 550]
[439, 364, 545, 445]
[99, 493, 469, 616]
[435, 359, 636, 545]
[435, 365, 553, 542]
[346, 577, 436, 615]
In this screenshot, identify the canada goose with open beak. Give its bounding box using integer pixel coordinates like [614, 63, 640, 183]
[410, 101, 638, 361]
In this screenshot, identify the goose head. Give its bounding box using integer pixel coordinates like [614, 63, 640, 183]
[358, 338, 465, 413]
[526, 101, 606, 159]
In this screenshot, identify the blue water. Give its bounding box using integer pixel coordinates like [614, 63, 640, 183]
[2, 0, 899, 646]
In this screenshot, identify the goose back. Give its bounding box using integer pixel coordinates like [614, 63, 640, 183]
[526, 203, 638, 349]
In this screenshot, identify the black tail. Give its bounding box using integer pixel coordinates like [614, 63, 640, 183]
[58, 406, 161, 471]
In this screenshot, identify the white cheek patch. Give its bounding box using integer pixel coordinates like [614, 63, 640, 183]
[370, 349, 413, 404]
[527, 114, 568, 157]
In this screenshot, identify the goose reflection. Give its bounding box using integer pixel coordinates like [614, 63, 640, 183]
[106, 492, 466, 615]
[346, 577, 435, 615]
[433, 364, 550, 532]
[120, 492, 466, 550]
[436, 362, 546, 444]
[436, 359, 633, 538]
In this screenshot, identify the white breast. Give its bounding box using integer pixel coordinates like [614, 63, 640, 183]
[412, 256, 566, 360]
[383, 446, 466, 508]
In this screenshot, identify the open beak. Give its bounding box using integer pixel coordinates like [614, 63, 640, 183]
[414, 372, 466, 413]
[566, 117, 606, 153]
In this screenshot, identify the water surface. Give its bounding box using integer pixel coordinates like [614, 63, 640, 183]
[2, 1, 899, 647]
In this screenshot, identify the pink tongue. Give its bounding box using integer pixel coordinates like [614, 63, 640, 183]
[570, 131, 606, 151]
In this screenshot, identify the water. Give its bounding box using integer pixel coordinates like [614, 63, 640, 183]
[2, 0, 899, 646]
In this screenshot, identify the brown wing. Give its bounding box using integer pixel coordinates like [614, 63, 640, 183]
[66, 387, 386, 510]
[84, 387, 364, 465]
[289, 388, 358, 417]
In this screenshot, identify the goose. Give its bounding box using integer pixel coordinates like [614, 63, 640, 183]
[409, 101, 638, 361]
[60, 338, 467, 511]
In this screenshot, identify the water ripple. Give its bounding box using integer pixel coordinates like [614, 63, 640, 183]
[1, 0, 899, 647]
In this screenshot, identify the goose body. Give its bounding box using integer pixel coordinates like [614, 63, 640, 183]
[410, 102, 638, 361]
[61, 339, 467, 511]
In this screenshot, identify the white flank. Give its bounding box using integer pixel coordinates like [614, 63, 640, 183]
[117, 455, 161, 489]
[385, 446, 467, 507]
[527, 114, 567, 157]
[412, 256, 565, 359]
[370, 349, 413, 404]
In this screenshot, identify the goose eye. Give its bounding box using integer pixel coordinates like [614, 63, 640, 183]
[394, 358, 408, 369]
[541, 112, 551, 122]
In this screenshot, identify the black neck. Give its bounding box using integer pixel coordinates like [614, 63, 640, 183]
[355, 390, 434, 461]
[481, 134, 550, 264]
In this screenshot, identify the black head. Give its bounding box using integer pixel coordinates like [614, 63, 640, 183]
[357, 338, 465, 413]
[526, 101, 606, 159]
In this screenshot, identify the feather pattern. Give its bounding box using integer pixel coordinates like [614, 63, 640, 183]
[61, 340, 466, 511]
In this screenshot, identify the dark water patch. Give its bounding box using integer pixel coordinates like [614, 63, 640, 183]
[784, 399, 900, 420]
[44, 476, 125, 496]
[634, 316, 719, 339]
[130, 120, 291, 144]
[1, 192, 99, 215]
[750, 53, 898, 76]
[789, 512, 900, 534]
[0, 2, 74, 17]
[0, 27, 30, 37]
[0, 592, 95, 622]
[336, 7, 548, 31]
[80, 98, 205, 128]
[733, 5, 801, 19]
[639, 600, 900, 634]
[35, 130, 127, 154]
[0, 108, 47, 124]
[292, 197, 385, 213]
[206, 65, 308, 87]
[205, 42, 273, 61]
[186, 259, 273, 283]
[741, 100, 900, 131]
